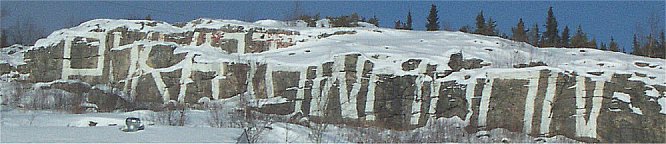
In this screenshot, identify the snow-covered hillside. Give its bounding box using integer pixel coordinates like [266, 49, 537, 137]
[0, 108, 577, 143]
[1, 18, 665, 143]
[26, 18, 666, 85]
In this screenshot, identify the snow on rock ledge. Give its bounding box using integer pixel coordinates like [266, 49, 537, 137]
[6, 18, 666, 143]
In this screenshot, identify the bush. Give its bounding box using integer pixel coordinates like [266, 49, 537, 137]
[150, 102, 188, 126]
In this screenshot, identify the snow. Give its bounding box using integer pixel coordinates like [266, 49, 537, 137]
[2, 126, 242, 143]
[613, 92, 646, 115]
[477, 78, 494, 128]
[254, 19, 288, 27]
[364, 73, 378, 121]
[658, 98, 666, 114]
[574, 76, 605, 138]
[521, 71, 540, 134]
[357, 22, 378, 28]
[539, 72, 558, 135]
[3, 18, 665, 142]
[613, 92, 632, 103]
[0, 45, 28, 67]
[0, 109, 349, 143]
[247, 96, 288, 108]
[645, 87, 661, 98]
[316, 19, 330, 28]
[23, 18, 666, 89]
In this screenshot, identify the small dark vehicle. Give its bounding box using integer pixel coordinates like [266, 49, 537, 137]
[122, 117, 145, 132]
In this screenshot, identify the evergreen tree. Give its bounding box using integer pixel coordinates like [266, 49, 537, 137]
[632, 34, 643, 55]
[560, 26, 570, 47]
[542, 7, 559, 47]
[394, 20, 403, 29]
[539, 34, 547, 47]
[459, 25, 471, 33]
[657, 31, 665, 58]
[643, 34, 657, 58]
[608, 36, 620, 52]
[0, 29, 6, 47]
[528, 23, 541, 47]
[298, 14, 317, 27]
[474, 11, 486, 34]
[500, 33, 509, 39]
[511, 18, 528, 42]
[425, 4, 440, 31]
[485, 17, 498, 36]
[599, 42, 607, 51]
[314, 13, 321, 21]
[588, 38, 597, 49]
[367, 15, 379, 27]
[328, 14, 362, 27]
[405, 11, 413, 30]
[351, 13, 360, 25]
[570, 25, 588, 48]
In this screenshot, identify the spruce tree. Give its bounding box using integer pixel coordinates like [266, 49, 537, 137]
[0, 29, 5, 47]
[405, 11, 413, 30]
[608, 36, 620, 52]
[657, 31, 665, 58]
[542, 7, 559, 47]
[367, 15, 379, 27]
[588, 38, 598, 49]
[560, 26, 570, 47]
[501, 33, 509, 39]
[539, 34, 547, 47]
[599, 42, 607, 51]
[351, 13, 360, 25]
[511, 18, 528, 42]
[644, 34, 656, 57]
[426, 4, 440, 31]
[474, 11, 485, 35]
[528, 23, 541, 47]
[394, 20, 403, 29]
[632, 34, 643, 56]
[570, 25, 588, 48]
[459, 25, 471, 33]
[486, 17, 498, 36]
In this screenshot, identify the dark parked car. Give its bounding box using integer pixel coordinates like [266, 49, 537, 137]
[124, 117, 145, 132]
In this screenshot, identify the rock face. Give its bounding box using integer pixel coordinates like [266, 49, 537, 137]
[6, 19, 666, 143]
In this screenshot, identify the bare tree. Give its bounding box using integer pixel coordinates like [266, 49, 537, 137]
[308, 95, 331, 143]
[240, 92, 273, 143]
[207, 102, 225, 128]
[150, 102, 188, 126]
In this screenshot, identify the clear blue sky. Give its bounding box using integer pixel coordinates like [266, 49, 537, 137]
[1, 1, 664, 52]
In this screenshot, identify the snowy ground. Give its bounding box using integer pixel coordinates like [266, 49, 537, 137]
[0, 107, 576, 143]
[0, 108, 349, 143]
[2, 126, 241, 143]
[3, 18, 637, 143]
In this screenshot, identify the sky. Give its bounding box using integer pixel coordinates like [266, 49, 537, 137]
[1, 1, 664, 52]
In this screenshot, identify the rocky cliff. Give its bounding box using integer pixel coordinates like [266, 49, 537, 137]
[2, 19, 665, 142]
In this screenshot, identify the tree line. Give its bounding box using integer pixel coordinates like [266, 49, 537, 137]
[2, 4, 663, 59]
[393, 4, 664, 59]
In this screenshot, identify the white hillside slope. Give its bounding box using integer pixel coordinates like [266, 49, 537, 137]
[2, 18, 665, 143]
[29, 18, 666, 85]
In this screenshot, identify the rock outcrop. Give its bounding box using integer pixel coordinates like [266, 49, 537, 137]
[3, 19, 666, 143]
